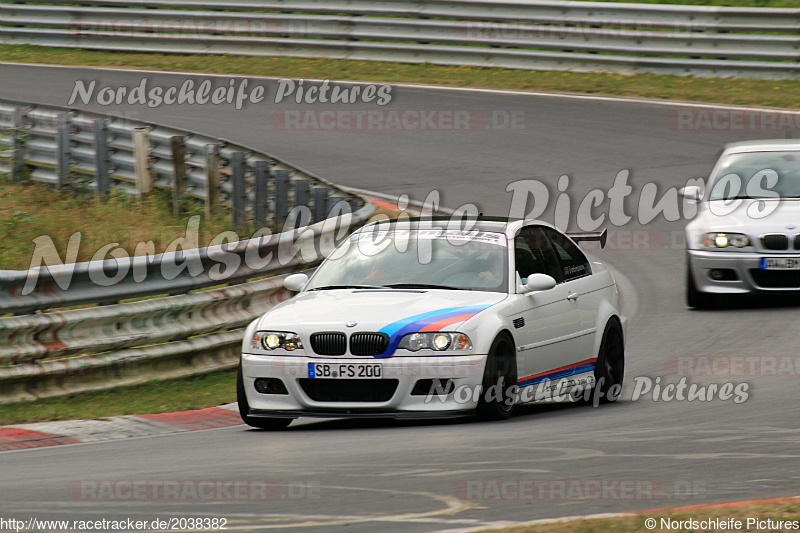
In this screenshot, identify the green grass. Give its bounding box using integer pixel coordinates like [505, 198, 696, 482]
[0, 44, 799, 109]
[0, 369, 237, 425]
[586, 0, 800, 5]
[0, 179, 240, 270]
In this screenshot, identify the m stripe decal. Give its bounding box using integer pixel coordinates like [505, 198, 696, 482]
[517, 358, 597, 386]
[377, 306, 490, 358]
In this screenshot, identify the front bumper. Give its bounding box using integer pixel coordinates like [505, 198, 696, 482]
[689, 249, 800, 293]
[241, 353, 488, 418]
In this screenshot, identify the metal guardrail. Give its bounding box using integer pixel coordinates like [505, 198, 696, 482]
[0, 98, 377, 402]
[0, 275, 292, 403]
[0, 98, 363, 224]
[0, 1, 799, 78]
[0, 205, 375, 403]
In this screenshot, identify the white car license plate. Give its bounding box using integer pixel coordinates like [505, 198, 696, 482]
[760, 257, 800, 270]
[308, 362, 382, 379]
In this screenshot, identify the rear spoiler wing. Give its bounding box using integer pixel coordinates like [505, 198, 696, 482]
[567, 228, 608, 249]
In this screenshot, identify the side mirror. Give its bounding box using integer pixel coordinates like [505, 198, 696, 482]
[679, 185, 703, 201]
[524, 273, 557, 292]
[283, 273, 309, 292]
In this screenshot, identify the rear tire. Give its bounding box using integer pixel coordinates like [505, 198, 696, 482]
[686, 258, 715, 309]
[593, 320, 625, 404]
[476, 334, 517, 421]
[237, 363, 293, 430]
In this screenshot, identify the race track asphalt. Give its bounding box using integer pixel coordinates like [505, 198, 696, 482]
[1, 63, 798, 532]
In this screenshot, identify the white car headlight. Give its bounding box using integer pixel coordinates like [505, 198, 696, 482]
[251, 331, 304, 352]
[397, 332, 472, 352]
[701, 232, 750, 249]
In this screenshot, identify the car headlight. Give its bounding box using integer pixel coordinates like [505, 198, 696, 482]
[701, 232, 750, 249]
[397, 332, 472, 352]
[251, 331, 304, 352]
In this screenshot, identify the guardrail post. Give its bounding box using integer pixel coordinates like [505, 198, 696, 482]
[205, 144, 220, 219]
[94, 119, 110, 196]
[170, 135, 186, 217]
[254, 160, 269, 227]
[56, 113, 70, 191]
[294, 179, 310, 211]
[132, 127, 152, 199]
[275, 169, 290, 226]
[231, 152, 247, 230]
[329, 196, 347, 216]
[312, 187, 328, 223]
[11, 108, 27, 183]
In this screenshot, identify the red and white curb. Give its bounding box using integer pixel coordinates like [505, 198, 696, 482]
[0, 404, 243, 451]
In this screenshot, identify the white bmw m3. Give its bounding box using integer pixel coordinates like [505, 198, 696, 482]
[238, 217, 626, 429]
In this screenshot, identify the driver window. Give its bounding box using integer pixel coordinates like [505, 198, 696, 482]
[515, 227, 564, 284]
[542, 227, 591, 281]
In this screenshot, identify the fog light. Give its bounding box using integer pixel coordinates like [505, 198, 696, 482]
[254, 378, 288, 395]
[411, 378, 455, 396]
[709, 269, 738, 281]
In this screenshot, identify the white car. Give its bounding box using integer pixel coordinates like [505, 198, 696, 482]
[683, 140, 800, 308]
[238, 218, 626, 429]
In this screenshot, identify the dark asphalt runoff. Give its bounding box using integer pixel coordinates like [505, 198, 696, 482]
[1, 63, 799, 532]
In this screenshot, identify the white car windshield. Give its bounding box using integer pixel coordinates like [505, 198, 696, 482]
[305, 229, 509, 293]
[710, 151, 800, 199]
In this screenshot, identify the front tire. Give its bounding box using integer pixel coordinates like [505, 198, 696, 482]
[476, 334, 517, 421]
[593, 320, 625, 404]
[237, 363, 293, 430]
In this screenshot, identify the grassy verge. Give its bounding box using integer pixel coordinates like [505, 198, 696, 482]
[587, 0, 800, 5]
[1, 44, 799, 109]
[488, 498, 800, 532]
[0, 179, 243, 270]
[0, 369, 236, 425]
[0, 174, 394, 271]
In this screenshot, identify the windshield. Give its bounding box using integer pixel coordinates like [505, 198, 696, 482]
[709, 151, 800, 200]
[306, 229, 509, 293]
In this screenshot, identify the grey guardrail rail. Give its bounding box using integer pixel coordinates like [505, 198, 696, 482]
[1, 1, 799, 78]
[0, 98, 376, 403]
[0, 97, 364, 224]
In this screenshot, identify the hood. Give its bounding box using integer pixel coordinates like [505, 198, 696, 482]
[257, 289, 507, 357]
[688, 199, 800, 246]
[700, 199, 800, 229]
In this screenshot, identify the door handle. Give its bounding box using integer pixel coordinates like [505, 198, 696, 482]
[567, 292, 579, 301]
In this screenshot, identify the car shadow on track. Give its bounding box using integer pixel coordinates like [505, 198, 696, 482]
[242, 399, 633, 432]
[691, 292, 800, 312]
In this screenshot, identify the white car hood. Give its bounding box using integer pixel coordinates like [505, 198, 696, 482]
[257, 289, 506, 335]
[688, 199, 800, 246]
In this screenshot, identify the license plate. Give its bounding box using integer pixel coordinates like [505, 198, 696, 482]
[760, 257, 800, 270]
[308, 363, 382, 379]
